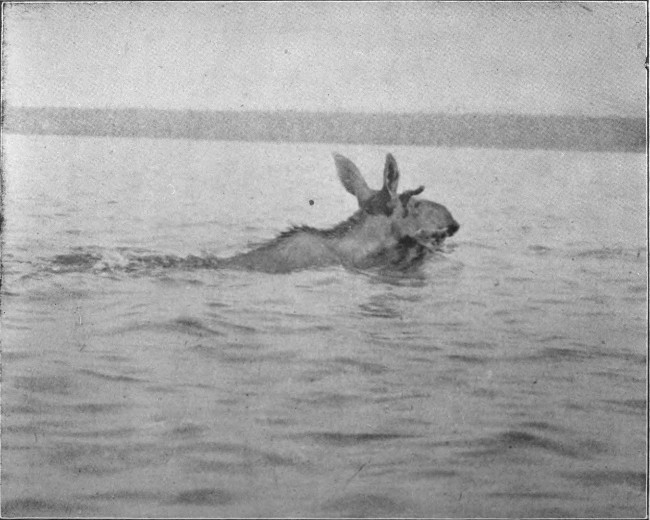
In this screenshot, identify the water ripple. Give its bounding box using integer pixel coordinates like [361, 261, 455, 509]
[77, 368, 147, 383]
[463, 430, 606, 460]
[2, 498, 93, 517]
[321, 493, 415, 518]
[170, 488, 235, 506]
[447, 354, 489, 364]
[14, 375, 72, 395]
[562, 470, 646, 491]
[302, 432, 417, 446]
[330, 357, 388, 375]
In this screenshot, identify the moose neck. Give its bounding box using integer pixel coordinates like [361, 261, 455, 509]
[323, 210, 400, 265]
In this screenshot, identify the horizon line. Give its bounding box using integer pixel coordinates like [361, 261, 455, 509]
[4, 105, 645, 122]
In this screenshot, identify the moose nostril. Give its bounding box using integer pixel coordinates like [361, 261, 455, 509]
[448, 221, 460, 236]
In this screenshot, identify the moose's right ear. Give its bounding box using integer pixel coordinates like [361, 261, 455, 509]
[333, 153, 375, 207]
[383, 153, 400, 197]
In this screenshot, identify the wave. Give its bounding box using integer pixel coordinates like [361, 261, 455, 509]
[572, 246, 645, 261]
[43, 247, 224, 275]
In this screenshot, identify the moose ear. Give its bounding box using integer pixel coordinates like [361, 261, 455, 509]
[383, 153, 400, 197]
[333, 153, 375, 207]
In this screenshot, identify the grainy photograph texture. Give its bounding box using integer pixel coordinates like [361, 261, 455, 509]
[1, 2, 647, 518]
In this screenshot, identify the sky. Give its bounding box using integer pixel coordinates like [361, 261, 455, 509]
[3, 2, 647, 117]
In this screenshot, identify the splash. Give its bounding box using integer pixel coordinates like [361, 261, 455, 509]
[45, 247, 224, 275]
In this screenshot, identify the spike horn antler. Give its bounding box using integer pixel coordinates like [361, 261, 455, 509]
[399, 186, 425, 206]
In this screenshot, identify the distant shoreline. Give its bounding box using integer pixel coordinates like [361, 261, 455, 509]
[3, 106, 646, 153]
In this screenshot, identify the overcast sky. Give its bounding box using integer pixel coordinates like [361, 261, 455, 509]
[4, 2, 646, 116]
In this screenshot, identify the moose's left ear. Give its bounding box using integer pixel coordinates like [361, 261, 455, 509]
[383, 153, 400, 197]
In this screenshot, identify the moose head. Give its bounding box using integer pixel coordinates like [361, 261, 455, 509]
[333, 153, 459, 258]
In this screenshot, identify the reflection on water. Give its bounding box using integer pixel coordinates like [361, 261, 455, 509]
[2, 135, 646, 517]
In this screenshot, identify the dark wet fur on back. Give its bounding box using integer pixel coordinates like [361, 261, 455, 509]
[268, 212, 366, 243]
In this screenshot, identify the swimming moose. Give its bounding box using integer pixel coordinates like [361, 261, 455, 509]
[220, 153, 459, 273]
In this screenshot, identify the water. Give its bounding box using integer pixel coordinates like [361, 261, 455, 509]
[2, 134, 646, 518]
